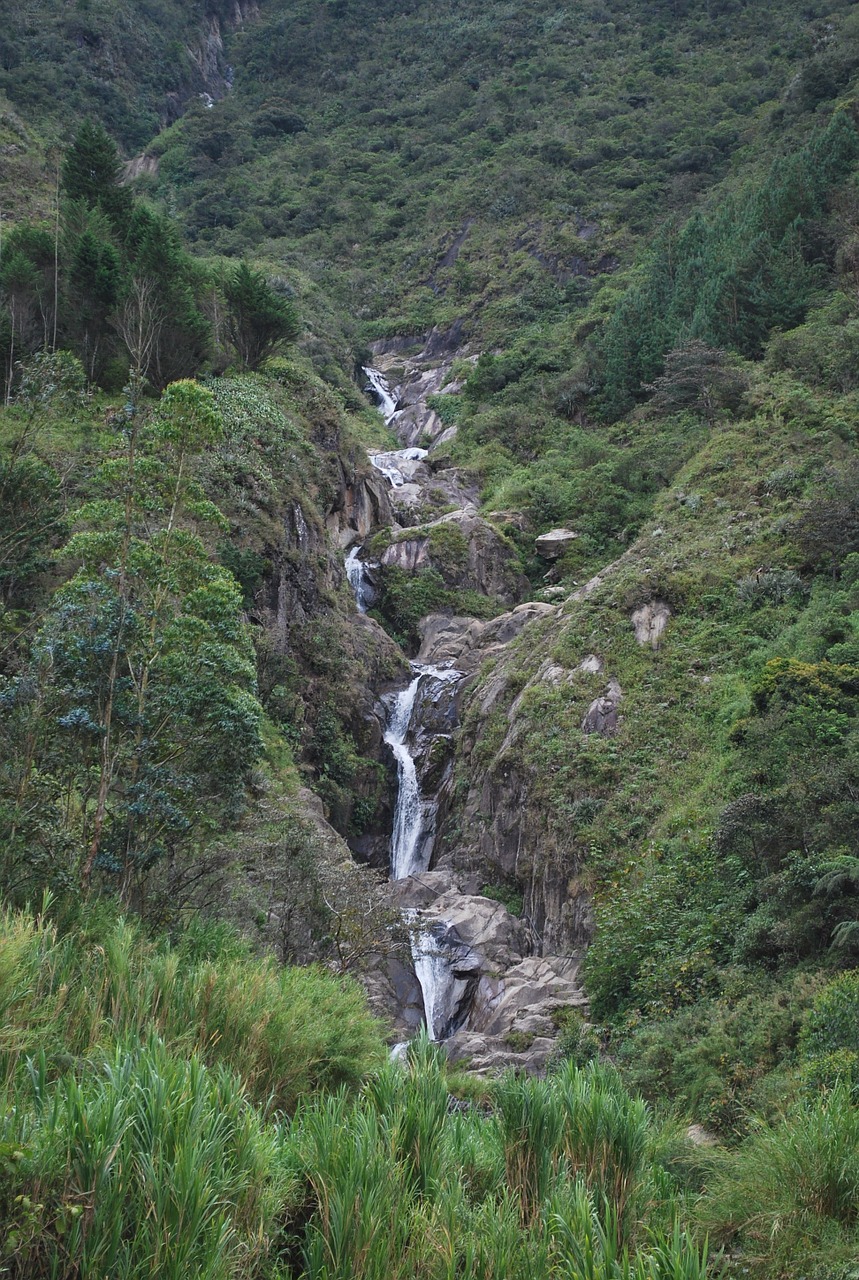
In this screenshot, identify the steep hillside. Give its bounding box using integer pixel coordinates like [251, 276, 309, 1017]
[3, 4, 859, 1275]
[0, 0, 247, 150]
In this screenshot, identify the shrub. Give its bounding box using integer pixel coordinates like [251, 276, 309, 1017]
[735, 569, 806, 607]
[800, 970, 859, 1061]
[551, 1009, 601, 1070]
[699, 1083, 859, 1273]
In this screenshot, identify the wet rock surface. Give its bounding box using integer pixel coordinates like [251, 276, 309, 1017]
[382, 868, 588, 1066]
[339, 354, 591, 1071]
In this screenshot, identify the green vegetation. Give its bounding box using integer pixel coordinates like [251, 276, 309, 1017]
[372, 565, 499, 650]
[0, 980, 714, 1280]
[3, 5, 859, 1278]
[1, 120, 302, 395]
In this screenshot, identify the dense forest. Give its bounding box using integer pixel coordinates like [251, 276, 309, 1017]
[2, 0, 859, 1276]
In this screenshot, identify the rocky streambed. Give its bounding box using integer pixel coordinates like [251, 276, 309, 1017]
[344, 338, 590, 1073]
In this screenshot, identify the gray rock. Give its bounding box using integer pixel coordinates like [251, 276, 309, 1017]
[381, 536, 430, 574]
[581, 678, 623, 736]
[535, 528, 579, 559]
[417, 601, 557, 669]
[472, 955, 587, 1036]
[444, 1031, 559, 1076]
[631, 600, 671, 649]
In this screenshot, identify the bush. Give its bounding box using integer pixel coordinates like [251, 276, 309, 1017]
[800, 970, 859, 1061]
[550, 1009, 601, 1069]
[699, 1083, 859, 1274]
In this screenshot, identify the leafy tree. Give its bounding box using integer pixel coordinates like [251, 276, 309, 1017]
[0, 232, 54, 400]
[0, 352, 85, 607]
[644, 339, 747, 423]
[224, 262, 301, 371]
[0, 380, 263, 904]
[712, 657, 859, 962]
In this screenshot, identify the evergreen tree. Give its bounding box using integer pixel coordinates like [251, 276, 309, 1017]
[66, 229, 122, 380]
[124, 205, 211, 386]
[224, 262, 301, 371]
[61, 120, 132, 231]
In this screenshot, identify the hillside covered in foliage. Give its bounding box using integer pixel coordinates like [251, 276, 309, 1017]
[2, 0, 859, 1276]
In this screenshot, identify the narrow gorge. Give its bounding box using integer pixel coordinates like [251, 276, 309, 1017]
[343, 353, 588, 1071]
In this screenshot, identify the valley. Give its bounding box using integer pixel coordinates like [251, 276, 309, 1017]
[2, 1, 859, 1275]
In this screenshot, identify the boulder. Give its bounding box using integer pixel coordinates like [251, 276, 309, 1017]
[444, 1031, 558, 1075]
[535, 528, 579, 559]
[581, 677, 623, 736]
[631, 600, 671, 649]
[381, 536, 430, 574]
[417, 601, 557, 669]
[471, 955, 587, 1035]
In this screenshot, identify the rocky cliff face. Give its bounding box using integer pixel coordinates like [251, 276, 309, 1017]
[328, 344, 593, 1067]
[209, 342, 651, 1069]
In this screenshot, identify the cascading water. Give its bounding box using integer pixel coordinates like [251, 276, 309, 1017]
[369, 446, 427, 487]
[384, 664, 462, 882]
[344, 546, 375, 613]
[383, 664, 472, 1042]
[362, 366, 399, 423]
[411, 924, 475, 1041]
[385, 673, 423, 880]
[355, 367, 473, 1044]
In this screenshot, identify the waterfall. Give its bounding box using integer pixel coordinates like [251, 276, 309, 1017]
[360, 413, 472, 1043]
[345, 546, 375, 613]
[384, 663, 461, 882]
[411, 922, 476, 1041]
[368, 446, 427, 487]
[384, 673, 424, 880]
[363, 366, 399, 423]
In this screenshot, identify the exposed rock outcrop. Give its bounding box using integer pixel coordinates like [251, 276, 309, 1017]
[370, 324, 477, 450]
[581, 678, 623, 735]
[535, 528, 579, 559]
[327, 464, 393, 546]
[631, 600, 671, 649]
[417, 602, 558, 669]
[382, 510, 527, 606]
[378, 868, 588, 1063]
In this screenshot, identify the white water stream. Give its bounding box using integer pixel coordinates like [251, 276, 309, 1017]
[411, 926, 473, 1041]
[344, 546, 374, 613]
[363, 366, 399, 423]
[349, 369, 469, 1042]
[383, 664, 461, 881]
[368, 446, 427, 487]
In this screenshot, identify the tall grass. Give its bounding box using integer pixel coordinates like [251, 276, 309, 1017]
[0, 901, 384, 1109]
[555, 1061, 651, 1245]
[295, 1092, 413, 1280]
[495, 1070, 565, 1224]
[699, 1082, 859, 1272]
[0, 901, 734, 1279]
[1, 1037, 290, 1280]
[549, 1189, 713, 1280]
[365, 1033, 450, 1196]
